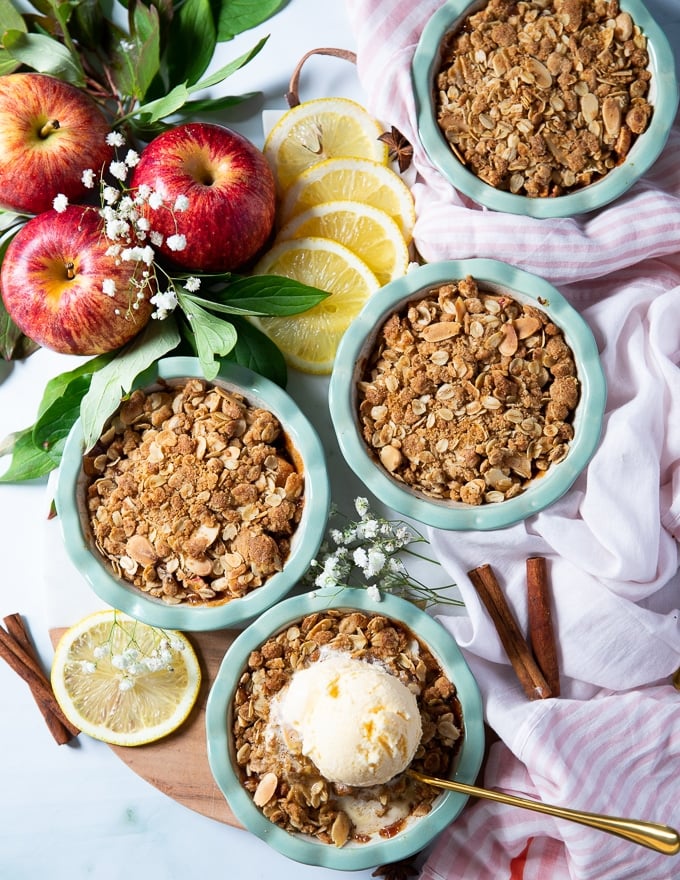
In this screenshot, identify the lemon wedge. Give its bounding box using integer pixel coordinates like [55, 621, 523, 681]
[276, 199, 410, 287]
[279, 157, 416, 242]
[50, 610, 201, 747]
[251, 236, 380, 374]
[264, 97, 388, 193]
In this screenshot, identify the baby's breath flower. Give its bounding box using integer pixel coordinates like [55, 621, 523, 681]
[125, 149, 140, 167]
[303, 498, 462, 610]
[166, 233, 186, 252]
[81, 168, 96, 188]
[103, 185, 120, 205]
[53, 193, 68, 212]
[366, 584, 382, 603]
[105, 218, 130, 240]
[135, 183, 152, 201]
[150, 288, 178, 320]
[119, 677, 134, 692]
[148, 190, 164, 210]
[355, 497, 370, 518]
[184, 276, 201, 292]
[102, 278, 117, 297]
[106, 131, 125, 148]
[109, 160, 128, 181]
[149, 230, 164, 247]
[173, 194, 189, 212]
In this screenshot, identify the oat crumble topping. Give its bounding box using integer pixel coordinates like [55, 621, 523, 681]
[84, 378, 304, 605]
[357, 277, 579, 505]
[435, 0, 652, 197]
[232, 610, 463, 847]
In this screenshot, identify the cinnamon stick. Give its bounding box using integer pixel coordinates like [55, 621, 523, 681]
[467, 564, 552, 700]
[0, 618, 79, 743]
[526, 557, 560, 697]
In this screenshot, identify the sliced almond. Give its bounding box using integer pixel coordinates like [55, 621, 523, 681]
[330, 811, 351, 847]
[514, 315, 541, 339]
[253, 772, 278, 807]
[528, 56, 552, 89]
[421, 321, 461, 342]
[126, 535, 158, 566]
[498, 322, 518, 357]
[602, 96, 622, 137]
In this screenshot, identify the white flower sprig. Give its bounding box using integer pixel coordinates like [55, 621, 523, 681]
[303, 497, 463, 609]
[52, 130, 197, 322]
[82, 612, 186, 693]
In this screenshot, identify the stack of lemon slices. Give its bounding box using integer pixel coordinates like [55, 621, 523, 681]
[252, 97, 416, 375]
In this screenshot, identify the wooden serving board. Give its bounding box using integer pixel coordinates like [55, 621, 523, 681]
[50, 627, 243, 829]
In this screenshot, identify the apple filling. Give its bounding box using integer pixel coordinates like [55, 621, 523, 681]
[83, 378, 304, 605]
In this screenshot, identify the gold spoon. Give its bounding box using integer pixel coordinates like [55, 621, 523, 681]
[408, 769, 680, 856]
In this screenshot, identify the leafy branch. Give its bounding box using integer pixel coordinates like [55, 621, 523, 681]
[0, 0, 286, 137]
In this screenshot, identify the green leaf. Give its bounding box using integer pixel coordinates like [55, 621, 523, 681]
[80, 318, 181, 451]
[0, 0, 26, 75]
[36, 353, 114, 418]
[215, 0, 285, 41]
[173, 91, 258, 116]
[68, 0, 108, 51]
[110, 4, 160, 101]
[176, 291, 238, 380]
[0, 303, 27, 361]
[224, 315, 287, 387]
[0, 210, 25, 232]
[187, 35, 268, 93]
[129, 81, 190, 125]
[204, 275, 329, 316]
[165, 0, 217, 89]
[0, 226, 24, 360]
[2, 30, 85, 85]
[0, 429, 56, 484]
[0, 352, 119, 481]
[33, 374, 93, 464]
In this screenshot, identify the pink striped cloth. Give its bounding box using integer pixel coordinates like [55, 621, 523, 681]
[344, 0, 680, 877]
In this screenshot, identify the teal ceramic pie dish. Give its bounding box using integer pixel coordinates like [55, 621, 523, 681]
[329, 259, 607, 531]
[205, 587, 485, 871]
[412, 0, 678, 217]
[54, 356, 330, 631]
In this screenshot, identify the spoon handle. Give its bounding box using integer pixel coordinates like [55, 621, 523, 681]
[408, 770, 680, 856]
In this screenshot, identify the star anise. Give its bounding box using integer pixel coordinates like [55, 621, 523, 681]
[378, 126, 414, 173]
[371, 857, 419, 880]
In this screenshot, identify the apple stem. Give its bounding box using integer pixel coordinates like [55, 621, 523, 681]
[39, 119, 61, 138]
[65, 261, 76, 280]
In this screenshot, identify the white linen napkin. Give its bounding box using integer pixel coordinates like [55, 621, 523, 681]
[343, 0, 680, 876]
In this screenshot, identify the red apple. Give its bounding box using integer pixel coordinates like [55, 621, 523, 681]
[0, 73, 113, 215]
[130, 122, 276, 272]
[1, 205, 153, 355]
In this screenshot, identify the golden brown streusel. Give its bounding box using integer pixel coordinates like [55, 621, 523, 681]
[357, 277, 579, 505]
[435, 0, 652, 197]
[232, 610, 463, 847]
[84, 378, 304, 605]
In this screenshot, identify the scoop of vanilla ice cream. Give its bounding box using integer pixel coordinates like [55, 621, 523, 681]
[273, 652, 422, 787]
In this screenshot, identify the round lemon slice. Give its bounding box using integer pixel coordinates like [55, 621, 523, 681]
[279, 157, 416, 242]
[276, 200, 410, 287]
[264, 97, 388, 193]
[252, 236, 380, 374]
[51, 609, 202, 747]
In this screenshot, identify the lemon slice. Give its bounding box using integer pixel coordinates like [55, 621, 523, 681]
[276, 200, 410, 287]
[51, 610, 201, 747]
[279, 157, 416, 242]
[264, 97, 388, 193]
[252, 236, 380, 374]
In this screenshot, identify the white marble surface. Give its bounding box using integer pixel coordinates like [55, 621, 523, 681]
[1, 2, 679, 879]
